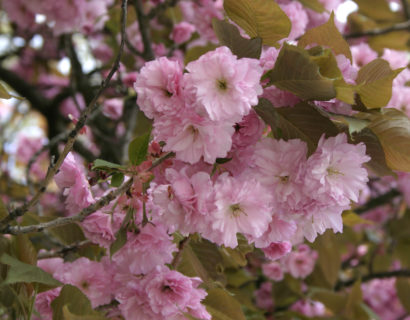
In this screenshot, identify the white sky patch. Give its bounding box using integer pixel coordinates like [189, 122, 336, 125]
[57, 57, 71, 76]
[29, 34, 44, 49]
[335, 1, 359, 23]
[35, 14, 46, 24]
[389, 1, 401, 11]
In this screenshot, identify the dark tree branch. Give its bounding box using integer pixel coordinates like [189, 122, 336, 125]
[147, 0, 179, 19]
[355, 188, 401, 214]
[37, 240, 91, 259]
[344, 20, 410, 39]
[0, 65, 49, 114]
[2, 178, 134, 235]
[336, 269, 410, 290]
[133, 0, 155, 61]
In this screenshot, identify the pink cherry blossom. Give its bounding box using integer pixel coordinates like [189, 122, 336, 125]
[81, 211, 115, 248]
[262, 261, 284, 281]
[112, 223, 177, 275]
[262, 241, 292, 261]
[282, 244, 318, 279]
[208, 173, 273, 248]
[170, 22, 195, 44]
[154, 112, 234, 164]
[134, 57, 184, 119]
[185, 46, 263, 122]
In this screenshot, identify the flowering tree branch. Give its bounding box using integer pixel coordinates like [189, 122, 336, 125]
[37, 240, 91, 259]
[336, 269, 410, 289]
[1, 178, 134, 235]
[0, 0, 129, 228]
[344, 20, 410, 39]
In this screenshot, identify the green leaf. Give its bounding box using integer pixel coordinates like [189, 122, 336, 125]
[266, 44, 337, 100]
[184, 44, 218, 65]
[0, 199, 8, 220]
[367, 108, 410, 172]
[203, 288, 246, 320]
[212, 19, 262, 59]
[296, 0, 326, 12]
[51, 285, 103, 320]
[356, 59, 404, 109]
[299, 12, 352, 61]
[49, 223, 86, 246]
[352, 128, 395, 176]
[0, 254, 62, 288]
[345, 281, 369, 320]
[11, 234, 37, 266]
[0, 83, 12, 99]
[110, 227, 127, 257]
[128, 131, 151, 166]
[177, 239, 225, 288]
[110, 173, 124, 187]
[254, 99, 339, 155]
[396, 278, 410, 313]
[312, 231, 341, 287]
[62, 306, 106, 320]
[223, 0, 291, 47]
[354, 0, 399, 21]
[310, 288, 347, 314]
[342, 211, 374, 227]
[92, 159, 124, 171]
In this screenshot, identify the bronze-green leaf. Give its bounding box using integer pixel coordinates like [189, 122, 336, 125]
[203, 288, 246, 320]
[0, 253, 62, 288]
[224, 0, 291, 47]
[356, 59, 403, 109]
[212, 19, 262, 59]
[367, 108, 410, 172]
[51, 285, 104, 320]
[396, 278, 410, 313]
[299, 12, 352, 61]
[254, 99, 339, 155]
[296, 0, 326, 13]
[0, 83, 12, 100]
[266, 44, 337, 100]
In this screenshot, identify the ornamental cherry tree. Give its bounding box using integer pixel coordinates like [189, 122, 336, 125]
[1, 0, 410, 319]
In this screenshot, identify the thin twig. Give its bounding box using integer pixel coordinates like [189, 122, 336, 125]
[355, 189, 400, 214]
[0, 0, 129, 228]
[37, 240, 91, 259]
[147, 0, 179, 19]
[344, 20, 410, 39]
[2, 152, 174, 235]
[336, 269, 410, 290]
[133, 0, 155, 61]
[3, 178, 134, 235]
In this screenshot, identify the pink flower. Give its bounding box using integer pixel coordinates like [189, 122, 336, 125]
[81, 211, 115, 248]
[170, 22, 195, 44]
[291, 299, 326, 317]
[254, 282, 274, 310]
[185, 46, 263, 122]
[232, 110, 264, 149]
[351, 43, 378, 68]
[254, 217, 297, 248]
[102, 98, 123, 120]
[262, 262, 284, 281]
[154, 112, 234, 164]
[150, 167, 215, 235]
[54, 153, 94, 214]
[134, 57, 184, 119]
[382, 48, 410, 69]
[208, 173, 273, 248]
[262, 241, 292, 261]
[143, 267, 211, 319]
[283, 244, 318, 279]
[62, 257, 113, 308]
[112, 223, 177, 275]
[34, 288, 61, 320]
[3, 0, 36, 29]
[37, 258, 65, 281]
[304, 133, 370, 207]
[279, 1, 308, 40]
[253, 138, 308, 215]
